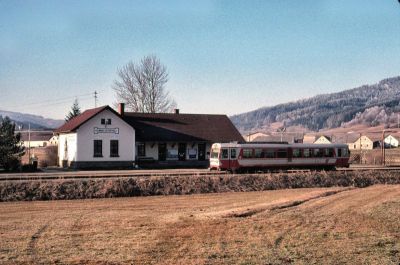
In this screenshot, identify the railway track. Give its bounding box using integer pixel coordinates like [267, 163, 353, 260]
[1, 166, 400, 182]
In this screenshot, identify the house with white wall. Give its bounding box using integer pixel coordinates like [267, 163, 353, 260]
[19, 131, 54, 148]
[314, 135, 332, 144]
[54, 106, 135, 169]
[348, 135, 381, 150]
[384, 134, 399, 148]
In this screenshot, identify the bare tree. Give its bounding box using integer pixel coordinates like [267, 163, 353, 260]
[113, 55, 176, 113]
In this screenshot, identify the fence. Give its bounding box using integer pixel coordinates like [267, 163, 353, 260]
[349, 148, 400, 166]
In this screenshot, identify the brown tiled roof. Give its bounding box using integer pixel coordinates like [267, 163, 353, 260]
[123, 113, 244, 143]
[54, 106, 113, 133]
[19, 131, 53, 141]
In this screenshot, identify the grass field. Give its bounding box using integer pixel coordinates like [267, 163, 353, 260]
[1, 185, 399, 264]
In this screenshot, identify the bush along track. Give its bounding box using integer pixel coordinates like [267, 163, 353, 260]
[1, 170, 400, 201]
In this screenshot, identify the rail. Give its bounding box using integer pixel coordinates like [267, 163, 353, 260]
[1, 166, 400, 182]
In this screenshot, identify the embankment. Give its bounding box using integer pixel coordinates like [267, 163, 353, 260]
[1, 170, 400, 201]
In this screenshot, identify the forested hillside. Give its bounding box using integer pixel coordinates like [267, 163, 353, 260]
[231, 76, 400, 133]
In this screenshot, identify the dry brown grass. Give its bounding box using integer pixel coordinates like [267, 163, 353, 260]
[0, 185, 399, 264]
[2, 170, 400, 202]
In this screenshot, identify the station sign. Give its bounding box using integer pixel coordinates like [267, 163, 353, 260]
[94, 127, 119, 134]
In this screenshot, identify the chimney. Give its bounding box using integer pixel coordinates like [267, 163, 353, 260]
[118, 103, 125, 116]
[174, 108, 179, 114]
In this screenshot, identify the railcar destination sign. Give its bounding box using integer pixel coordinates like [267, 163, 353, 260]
[94, 127, 119, 134]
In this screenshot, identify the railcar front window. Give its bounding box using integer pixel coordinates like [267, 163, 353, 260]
[211, 149, 219, 159]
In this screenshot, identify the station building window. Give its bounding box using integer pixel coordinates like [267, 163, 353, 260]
[138, 143, 146, 157]
[110, 140, 119, 157]
[94, 140, 103, 157]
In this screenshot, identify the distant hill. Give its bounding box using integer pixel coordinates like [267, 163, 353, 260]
[0, 110, 64, 130]
[231, 76, 400, 133]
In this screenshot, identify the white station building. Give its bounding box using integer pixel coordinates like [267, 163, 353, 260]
[54, 104, 243, 169]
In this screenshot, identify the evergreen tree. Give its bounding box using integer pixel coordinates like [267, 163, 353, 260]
[65, 99, 81, 122]
[0, 116, 25, 171]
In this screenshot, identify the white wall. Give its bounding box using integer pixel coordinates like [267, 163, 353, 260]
[76, 109, 135, 162]
[22, 140, 49, 148]
[314, 136, 331, 144]
[384, 135, 399, 147]
[58, 133, 77, 165]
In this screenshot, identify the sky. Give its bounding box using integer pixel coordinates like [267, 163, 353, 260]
[0, 0, 400, 119]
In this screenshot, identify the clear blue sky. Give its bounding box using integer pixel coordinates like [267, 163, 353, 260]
[1, 0, 399, 119]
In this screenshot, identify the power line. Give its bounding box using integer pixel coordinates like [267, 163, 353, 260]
[0, 91, 104, 110]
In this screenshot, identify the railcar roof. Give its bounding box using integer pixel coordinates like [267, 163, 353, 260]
[212, 142, 348, 148]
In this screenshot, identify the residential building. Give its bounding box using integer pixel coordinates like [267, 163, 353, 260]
[384, 134, 399, 148]
[314, 135, 332, 144]
[244, 132, 269, 142]
[348, 135, 380, 150]
[19, 131, 54, 148]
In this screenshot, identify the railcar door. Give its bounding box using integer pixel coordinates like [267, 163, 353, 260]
[229, 148, 237, 169]
[220, 148, 229, 169]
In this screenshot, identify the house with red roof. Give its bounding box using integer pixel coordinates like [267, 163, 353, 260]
[54, 104, 243, 169]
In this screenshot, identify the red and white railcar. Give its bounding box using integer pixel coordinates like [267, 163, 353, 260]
[209, 142, 350, 172]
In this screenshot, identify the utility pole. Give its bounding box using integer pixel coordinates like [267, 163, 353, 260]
[28, 123, 31, 164]
[94, 91, 98, 107]
[359, 133, 362, 164]
[397, 113, 399, 128]
[381, 130, 385, 166]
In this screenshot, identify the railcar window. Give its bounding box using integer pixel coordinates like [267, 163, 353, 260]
[314, 149, 323, 157]
[337, 148, 342, 157]
[230, 149, 236, 159]
[255, 149, 263, 158]
[303, 149, 310, 157]
[211, 149, 219, 159]
[292, 149, 301, 158]
[264, 149, 275, 158]
[342, 148, 349, 157]
[277, 149, 287, 158]
[325, 148, 334, 157]
[222, 149, 229, 159]
[243, 149, 253, 158]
